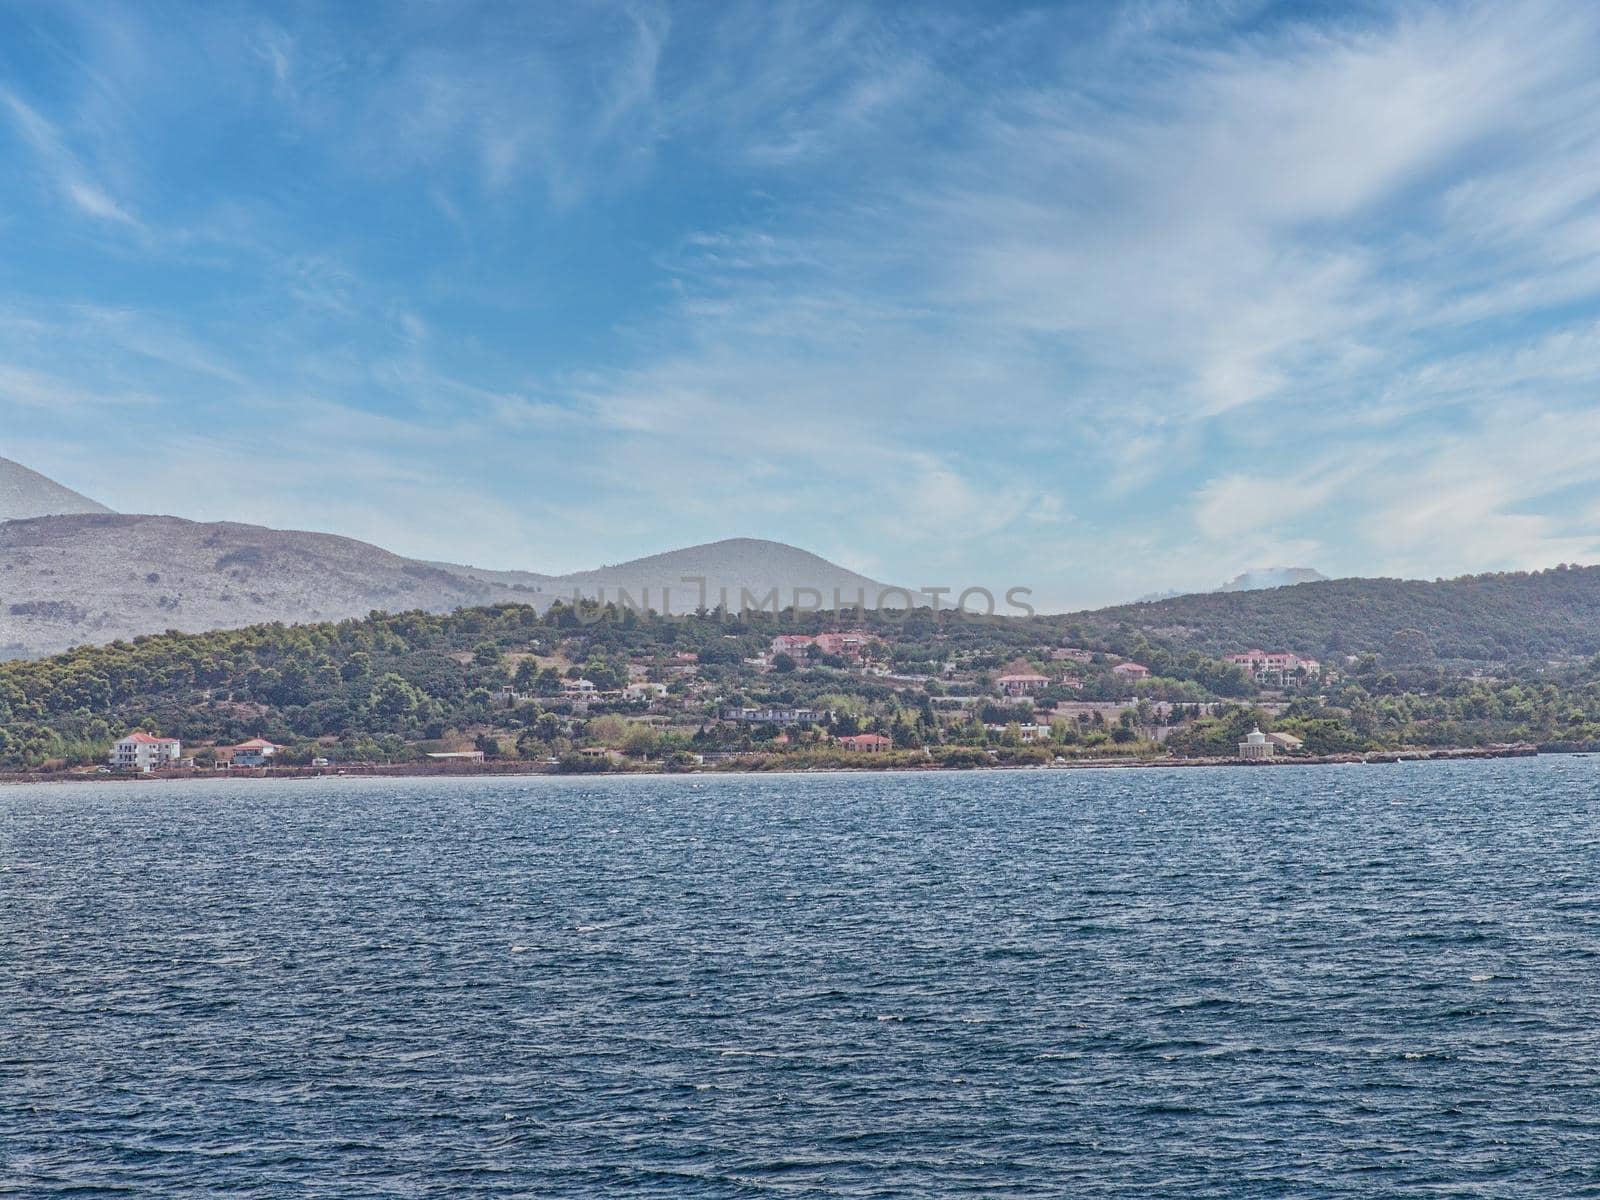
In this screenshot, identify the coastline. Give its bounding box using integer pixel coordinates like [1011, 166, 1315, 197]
[0, 742, 1540, 788]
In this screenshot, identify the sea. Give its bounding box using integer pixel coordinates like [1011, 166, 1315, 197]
[4, 758, 1599, 1197]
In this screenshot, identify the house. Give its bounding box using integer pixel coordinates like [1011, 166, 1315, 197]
[625, 682, 669, 701]
[216, 738, 281, 768]
[560, 678, 597, 695]
[985, 722, 1054, 743]
[110, 732, 182, 773]
[770, 634, 816, 659]
[1112, 662, 1151, 680]
[1226, 650, 1322, 685]
[720, 706, 822, 725]
[427, 750, 485, 764]
[813, 631, 876, 661]
[996, 672, 1049, 697]
[836, 733, 892, 752]
[1267, 731, 1304, 752]
[1238, 726, 1274, 761]
[578, 747, 623, 764]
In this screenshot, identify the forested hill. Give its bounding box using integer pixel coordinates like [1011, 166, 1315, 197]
[1073, 565, 1600, 663]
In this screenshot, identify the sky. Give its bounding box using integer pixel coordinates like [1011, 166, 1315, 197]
[3, 0, 1600, 611]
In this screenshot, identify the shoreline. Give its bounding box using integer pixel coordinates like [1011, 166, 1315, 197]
[0, 743, 1541, 788]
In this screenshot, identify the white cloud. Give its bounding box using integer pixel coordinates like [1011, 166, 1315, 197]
[0, 89, 141, 229]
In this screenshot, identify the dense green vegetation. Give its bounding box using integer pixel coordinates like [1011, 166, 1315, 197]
[3, 580, 1600, 772]
[1085, 563, 1600, 662]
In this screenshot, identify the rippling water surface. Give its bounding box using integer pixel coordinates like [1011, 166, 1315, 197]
[5, 759, 1600, 1196]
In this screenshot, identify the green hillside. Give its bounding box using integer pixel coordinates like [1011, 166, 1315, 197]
[1072, 564, 1600, 663]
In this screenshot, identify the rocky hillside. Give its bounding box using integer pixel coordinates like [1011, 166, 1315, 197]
[552, 538, 915, 614]
[0, 515, 521, 658]
[0, 457, 111, 522]
[0, 513, 917, 658]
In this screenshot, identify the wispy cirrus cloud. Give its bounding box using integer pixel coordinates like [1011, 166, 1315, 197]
[0, 88, 140, 228]
[4, 0, 1600, 606]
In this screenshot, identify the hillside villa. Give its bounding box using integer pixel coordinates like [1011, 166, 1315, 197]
[1226, 650, 1322, 685]
[769, 631, 879, 663]
[1112, 662, 1151, 680]
[997, 672, 1050, 697]
[721, 706, 823, 725]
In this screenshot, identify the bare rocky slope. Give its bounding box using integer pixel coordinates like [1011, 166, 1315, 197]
[0, 515, 521, 657]
[0, 518, 911, 658]
[0, 456, 111, 522]
[548, 538, 921, 614]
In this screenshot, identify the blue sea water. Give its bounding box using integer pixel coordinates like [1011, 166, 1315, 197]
[4, 758, 1600, 1197]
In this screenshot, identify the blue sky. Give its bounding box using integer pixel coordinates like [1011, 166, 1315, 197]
[3, 0, 1600, 610]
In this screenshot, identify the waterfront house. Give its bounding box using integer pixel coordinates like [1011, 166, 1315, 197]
[984, 722, 1054, 743]
[216, 738, 281, 768]
[111, 732, 182, 773]
[836, 733, 892, 752]
[426, 750, 485, 764]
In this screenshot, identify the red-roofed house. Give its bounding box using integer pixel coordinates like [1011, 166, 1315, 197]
[1112, 662, 1151, 680]
[996, 672, 1049, 697]
[111, 731, 182, 773]
[770, 634, 816, 658]
[813, 631, 876, 660]
[836, 733, 892, 753]
[216, 738, 282, 768]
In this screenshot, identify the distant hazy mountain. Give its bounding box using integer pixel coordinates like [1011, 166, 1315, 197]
[1134, 566, 1331, 604]
[550, 537, 917, 614]
[1218, 566, 1329, 592]
[0, 523, 918, 657]
[0, 514, 526, 658]
[0, 456, 111, 522]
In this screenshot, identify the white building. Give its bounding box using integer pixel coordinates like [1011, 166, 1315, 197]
[1226, 650, 1322, 686]
[111, 732, 182, 773]
[984, 722, 1055, 743]
[996, 672, 1049, 697]
[1238, 726, 1274, 761]
[216, 738, 280, 768]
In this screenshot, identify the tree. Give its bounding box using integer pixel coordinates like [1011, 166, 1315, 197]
[369, 673, 424, 721]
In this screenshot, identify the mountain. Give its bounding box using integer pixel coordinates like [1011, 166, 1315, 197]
[0, 512, 917, 659]
[1073, 565, 1600, 663]
[0, 514, 526, 658]
[549, 538, 917, 614]
[1218, 566, 1329, 592]
[0, 456, 112, 522]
